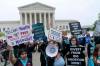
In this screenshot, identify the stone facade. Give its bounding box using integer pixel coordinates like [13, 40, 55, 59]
[0, 2, 77, 35]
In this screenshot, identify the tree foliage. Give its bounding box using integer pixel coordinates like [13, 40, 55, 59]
[0, 32, 5, 37]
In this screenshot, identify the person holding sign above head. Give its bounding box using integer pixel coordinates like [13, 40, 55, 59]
[8, 46, 32, 66]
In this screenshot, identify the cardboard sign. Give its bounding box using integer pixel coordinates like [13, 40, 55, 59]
[69, 22, 82, 35]
[48, 28, 62, 42]
[5, 25, 34, 46]
[32, 23, 45, 40]
[67, 46, 85, 66]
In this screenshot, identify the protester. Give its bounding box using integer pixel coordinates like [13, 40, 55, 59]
[1, 41, 10, 66]
[62, 36, 70, 57]
[0, 40, 3, 62]
[94, 48, 100, 66]
[26, 42, 35, 59]
[39, 41, 47, 66]
[54, 51, 65, 66]
[1, 23, 100, 66]
[13, 45, 19, 58]
[85, 33, 91, 45]
[77, 34, 86, 46]
[65, 36, 86, 66]
[46, 41, 56, 66]
[9, 46, 32, 66]
[87, 36, 95, 66]
[0, 40, 3, 50]
[40, 40, 62, 66]
[2, 48, 10, 66]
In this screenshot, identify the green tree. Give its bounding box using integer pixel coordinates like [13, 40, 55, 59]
[0, 32, 5, 37]
[92, 22, 96, 31]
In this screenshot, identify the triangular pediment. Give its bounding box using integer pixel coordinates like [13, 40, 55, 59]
[18, 2, 55, 10]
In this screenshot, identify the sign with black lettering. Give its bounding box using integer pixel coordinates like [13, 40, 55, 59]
[67, 46, 85, 66]
[69, 22, 82, 35]
[32, 23, 45, 40]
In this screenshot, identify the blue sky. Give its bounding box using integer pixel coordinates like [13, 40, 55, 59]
[0, 0, 100, 26]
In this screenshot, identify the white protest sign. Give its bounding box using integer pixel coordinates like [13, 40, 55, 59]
[5, 24, 34, 46]
[48, 28, 62, 42]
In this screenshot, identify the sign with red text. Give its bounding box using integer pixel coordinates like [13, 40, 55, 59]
[5, 25, 33, 46]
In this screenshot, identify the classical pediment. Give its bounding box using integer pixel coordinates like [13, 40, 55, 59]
[18, 2, 55, 10]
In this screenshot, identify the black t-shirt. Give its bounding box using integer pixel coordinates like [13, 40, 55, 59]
[66, 46, 85, 66]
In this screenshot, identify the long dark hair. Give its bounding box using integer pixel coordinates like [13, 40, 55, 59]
[70, 37, 79, 46]
[19, 49, 27, 56]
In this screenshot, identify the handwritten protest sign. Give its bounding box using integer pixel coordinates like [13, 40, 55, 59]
[32, 23, 45, 40]
[5, 25, 34, 46]
[69, 22, 82, 35]
[66, 46, 85, 66]
[48, 28, 62, 42]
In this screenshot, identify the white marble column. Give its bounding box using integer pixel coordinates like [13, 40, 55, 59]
[25, 13, 27, 24]
[30, 13, 32, 25]
[39, 13, 42, 23]
[34, 13, 37, 24]
[48, 13, 51, 29]
[44, 13, 47, 31]
[29, 12, 32, 30]
[52, 13, 55, 28]
[20, 13, 23, 25]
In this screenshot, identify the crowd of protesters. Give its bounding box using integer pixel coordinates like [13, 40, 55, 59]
[0, 31, 100, 66]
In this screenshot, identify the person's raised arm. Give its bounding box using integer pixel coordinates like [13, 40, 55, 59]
[8, 46, 17, 64]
